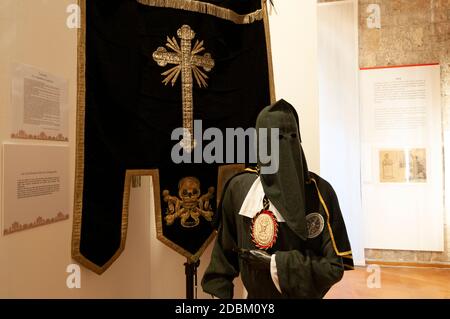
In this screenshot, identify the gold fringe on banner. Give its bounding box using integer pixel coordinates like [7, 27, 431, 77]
[136, 0, 264, 24]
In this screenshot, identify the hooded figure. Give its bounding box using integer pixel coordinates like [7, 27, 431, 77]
[202, 99, 353, 299]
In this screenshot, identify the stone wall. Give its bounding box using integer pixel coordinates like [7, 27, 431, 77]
[359, 0, 449, 265]
[318, 0, 450, 264]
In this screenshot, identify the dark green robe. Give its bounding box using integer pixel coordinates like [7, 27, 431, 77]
[202, 171, 353, 299]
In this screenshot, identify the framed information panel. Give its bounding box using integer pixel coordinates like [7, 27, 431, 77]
[360, 64, 444, 252]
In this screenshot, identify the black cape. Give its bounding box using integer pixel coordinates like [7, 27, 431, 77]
[202, 171, 353, 299]
[72, 0, 274, 274]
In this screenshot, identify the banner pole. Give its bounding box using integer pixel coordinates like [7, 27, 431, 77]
[184, 259, 200, 299]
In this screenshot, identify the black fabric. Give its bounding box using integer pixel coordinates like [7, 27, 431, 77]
[77, 0, 271, 269]
[310, 172, 354, 270]
[237, 248, 271, 271]
[202, 172, 353, 299]
[256, 99, 310, 240]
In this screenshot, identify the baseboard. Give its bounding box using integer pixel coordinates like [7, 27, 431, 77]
[366, 260, 450, 269]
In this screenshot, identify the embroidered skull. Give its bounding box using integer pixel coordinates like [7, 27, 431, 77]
[163, 176, 215, 228]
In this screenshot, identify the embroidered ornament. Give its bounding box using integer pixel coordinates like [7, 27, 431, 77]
[306, 212, 325, 239]
[152, 24, 215, 152]
[251, 210, 278, 250]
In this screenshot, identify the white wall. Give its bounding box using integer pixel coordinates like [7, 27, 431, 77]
[269, 0, 320, 174]
[0, 0, 79, 298]
[318, 1, 365, 265]
[0, 0, 320, 298]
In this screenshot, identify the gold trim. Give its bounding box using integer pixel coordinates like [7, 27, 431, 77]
[262, 0, 276, 103]
[71, 0, 94, 272]
[244, 167, 259, 174]
[136, 0, 264, 24]
[310, 178, 352, 257]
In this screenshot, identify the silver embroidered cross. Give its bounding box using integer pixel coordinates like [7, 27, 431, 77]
[153, 25, 215, 152]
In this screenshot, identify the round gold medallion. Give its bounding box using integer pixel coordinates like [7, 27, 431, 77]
[251, 210, 278, 250]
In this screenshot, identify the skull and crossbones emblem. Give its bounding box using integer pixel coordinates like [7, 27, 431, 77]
[162, 177, 215, 228]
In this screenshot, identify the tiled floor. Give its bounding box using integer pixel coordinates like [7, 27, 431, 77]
[325, 266, 450, 299]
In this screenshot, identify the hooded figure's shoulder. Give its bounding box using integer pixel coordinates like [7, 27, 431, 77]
[226, 170, 258, 196]
[308, 172, 353, 264]
[309, 172, 334, 191]
[212, 170, 259, 227]
[308, 172, 341, 212]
